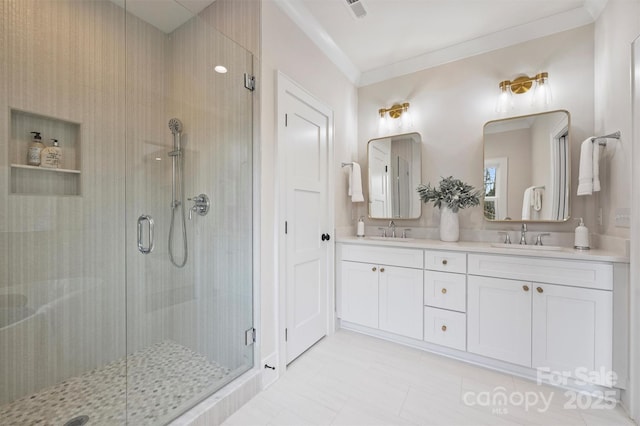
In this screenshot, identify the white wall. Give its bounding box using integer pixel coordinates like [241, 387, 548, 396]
[358, 25, 595, 235]
[260, 1, 358, 369]
[595, 0, 640, 419]
[594, 0, 640, 239]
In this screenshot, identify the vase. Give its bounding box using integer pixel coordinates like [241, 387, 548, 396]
[440, 206, 460, 242]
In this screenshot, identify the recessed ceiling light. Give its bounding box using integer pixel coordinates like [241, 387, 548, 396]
[155, 157, 162, 161]
[214, 65, 228, 74]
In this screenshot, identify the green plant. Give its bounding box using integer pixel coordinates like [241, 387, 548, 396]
[417, 176, 481, 213]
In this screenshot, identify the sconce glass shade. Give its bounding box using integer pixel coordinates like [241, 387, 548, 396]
[378, 111, 389, 134]
[495, 81, 512, 113]
[401, 108, 413, 128]
[531, 72, 552, 107]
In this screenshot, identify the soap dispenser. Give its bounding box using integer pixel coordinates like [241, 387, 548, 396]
[27, 131, 44, 166]
[41, 138, 62, 169]
[574, 218, 590, 250]
[356, 216, 365, 238]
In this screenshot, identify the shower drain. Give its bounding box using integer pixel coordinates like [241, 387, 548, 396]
[64, 415, 90, 426]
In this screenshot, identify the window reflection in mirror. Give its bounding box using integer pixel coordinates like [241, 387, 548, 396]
[368, 132, 422, 219]
[483, 110, 570, 222]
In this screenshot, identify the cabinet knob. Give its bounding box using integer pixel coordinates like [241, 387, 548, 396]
[441, 288, 447, 294]
[537, 286, 544, 293]
[442, 259, 448, 265]
[380, 267, 385, 273]
[523, 285, 530, 292]
[441, 325, 447, 332]
[372, 267, 377, 272]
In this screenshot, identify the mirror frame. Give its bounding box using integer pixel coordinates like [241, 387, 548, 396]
[367, 132, 422, 220]
[482, 109, 571, 223]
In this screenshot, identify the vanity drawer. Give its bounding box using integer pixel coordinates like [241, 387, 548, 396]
[424, 250, 467, 274]
[468, 254, 613, 291]
[341, 244, 423, 269]
[424, 271, 466, 312]
[423, 307, 466, 351]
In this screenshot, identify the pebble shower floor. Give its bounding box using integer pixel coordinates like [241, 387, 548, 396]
[0, 341, 231, 425]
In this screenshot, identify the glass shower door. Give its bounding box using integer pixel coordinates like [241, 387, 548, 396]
[124, 5, 254, 424]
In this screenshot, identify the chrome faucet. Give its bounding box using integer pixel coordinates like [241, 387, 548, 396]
[389, 220, 396, 238]
[519, 223, 528, 245]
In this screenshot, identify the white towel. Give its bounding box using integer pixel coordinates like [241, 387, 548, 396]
[347, 162, 364, 203]
[577, 137, 601, 196]
[522, 186, 535, 220]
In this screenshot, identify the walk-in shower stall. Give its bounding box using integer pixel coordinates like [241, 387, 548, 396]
[0, 1, 255, 424]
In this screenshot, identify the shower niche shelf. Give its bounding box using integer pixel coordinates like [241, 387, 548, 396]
[9, 109, 81, 196]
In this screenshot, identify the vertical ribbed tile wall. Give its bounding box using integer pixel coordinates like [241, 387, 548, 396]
[0, 0, 127, 409]
[1, 0, 255, 423]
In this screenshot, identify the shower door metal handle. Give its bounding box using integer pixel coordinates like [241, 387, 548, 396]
[137, 215, 155, 254]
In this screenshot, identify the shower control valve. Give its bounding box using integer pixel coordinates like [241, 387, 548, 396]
[188, 193, 210, 220]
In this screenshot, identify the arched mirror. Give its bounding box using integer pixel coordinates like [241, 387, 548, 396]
[483, 110, 570, 222]
[368, 132, 422, 219]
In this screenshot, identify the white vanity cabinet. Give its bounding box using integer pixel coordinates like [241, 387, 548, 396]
[467, 276, 533, 366]
[337, 239, 626, 391]
[423, 250, 467, 350]
[339, 244, 423, 339]
[532, 282, 612, 380]
[468, 254, 613, 385]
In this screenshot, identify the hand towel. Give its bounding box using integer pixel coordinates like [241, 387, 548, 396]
[348, 162, 364, 203]
[533, 188, 543, 212]
[593, 142, 601, 192]
[577, 138, 594, 196]
[522, 186, 535, 220]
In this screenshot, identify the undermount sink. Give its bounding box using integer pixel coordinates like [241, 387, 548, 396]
[367, 236, 415, 242]
[490, 243, 565, 251]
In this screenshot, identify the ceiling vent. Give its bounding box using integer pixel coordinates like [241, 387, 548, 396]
[344, 0, 367, 19]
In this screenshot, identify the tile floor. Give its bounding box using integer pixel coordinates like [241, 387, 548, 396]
[0, 340, 230, 425]
[223, 330, 634, 426]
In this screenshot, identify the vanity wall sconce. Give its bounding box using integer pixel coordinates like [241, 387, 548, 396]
[378, 102, 412, 133]
[496, 72, 551, 112]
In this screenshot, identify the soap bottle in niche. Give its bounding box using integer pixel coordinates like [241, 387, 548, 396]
[574, 217, 590, 250]
[356, 216, 365, 238]
[27, 131, 44, 166]
[40, 138, 62, 169]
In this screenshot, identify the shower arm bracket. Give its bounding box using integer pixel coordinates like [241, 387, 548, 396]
[188, 194, 210, 220]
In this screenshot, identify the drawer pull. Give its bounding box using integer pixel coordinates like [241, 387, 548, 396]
[441, 288, 447, 294]
[441, 325, 447, 332]
[442, 259, 448, 265]
[537, 286, 544, 293]
[523, 285, 530, 292]
[372, 267, 377, 272]
[380, 267, 385, 273]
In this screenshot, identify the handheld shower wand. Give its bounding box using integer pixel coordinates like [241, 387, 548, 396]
[168, 118, 188, 268]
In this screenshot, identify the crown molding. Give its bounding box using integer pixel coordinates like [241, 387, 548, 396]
[273, 1, 599, 88]
[273, 0, 362, 85]
[359, 7, 595, 87]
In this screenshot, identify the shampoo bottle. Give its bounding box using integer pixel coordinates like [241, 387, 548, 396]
[40, 138, 62, 169]
[27, 131, 44, 166]
[574, 218, 590, 250]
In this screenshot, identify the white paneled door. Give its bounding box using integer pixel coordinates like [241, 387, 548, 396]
[278, 74, 333, 364]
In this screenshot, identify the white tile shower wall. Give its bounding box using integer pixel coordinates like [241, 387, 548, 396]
[0, 0, 127, 404]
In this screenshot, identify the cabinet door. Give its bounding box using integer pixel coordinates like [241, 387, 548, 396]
[379, 266, 423, 339]
[340, 261, 379, 328]
[468, 275, 532, 366]
[532, 283, 613, 386]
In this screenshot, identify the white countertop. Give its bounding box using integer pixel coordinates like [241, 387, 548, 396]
[336, 236, 630, 263]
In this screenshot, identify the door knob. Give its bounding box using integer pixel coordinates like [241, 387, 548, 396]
[523, 285, 530, 292]
[537, 287, 544, 293]
[321, 233, 331, 241]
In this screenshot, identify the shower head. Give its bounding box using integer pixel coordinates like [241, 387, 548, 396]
[168, 118, 183, 135]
